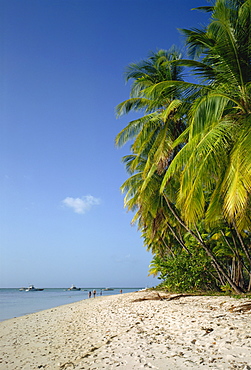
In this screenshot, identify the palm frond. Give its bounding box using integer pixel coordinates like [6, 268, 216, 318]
[115, 112, 158, 147]
[116, 98, 155, 117]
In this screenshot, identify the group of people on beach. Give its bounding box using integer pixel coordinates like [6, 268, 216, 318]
[88, 289, 100, 298]
[88, 289, 123, 298]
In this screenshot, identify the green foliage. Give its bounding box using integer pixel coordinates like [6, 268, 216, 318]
[151, 250, 219, 293]
[220, 283, 234, 294]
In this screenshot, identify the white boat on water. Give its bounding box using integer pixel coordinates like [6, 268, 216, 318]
[68, 285, 81, 291]
[25, 285, 44, 291]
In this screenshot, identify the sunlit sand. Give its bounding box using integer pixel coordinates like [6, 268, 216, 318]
[0, 291, 250, 369]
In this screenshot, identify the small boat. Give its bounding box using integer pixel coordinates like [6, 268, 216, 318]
[103, 288, 114, 291]
[19, 287, 26, 291]
[26, 285, 44, 291]
[68, 285, 81, 291]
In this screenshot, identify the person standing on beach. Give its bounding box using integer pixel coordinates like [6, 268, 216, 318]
[93, 289, 96, 298]
[120, 289, 122, 294]
[88, 291, 91, 298]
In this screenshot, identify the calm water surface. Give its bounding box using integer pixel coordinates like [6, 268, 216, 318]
[0, 288, 142, 321]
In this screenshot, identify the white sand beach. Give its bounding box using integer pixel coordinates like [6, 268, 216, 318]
[0, 290, 251, 369]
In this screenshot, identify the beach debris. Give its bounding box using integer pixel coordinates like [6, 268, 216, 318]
[165, 294, 192, 301]
[132, 292, 166, 301]
[228, 302, 251, 313]
[59, 361, 75, 369]
[201, 327, 214, 335]
[132, 292, 191, 302]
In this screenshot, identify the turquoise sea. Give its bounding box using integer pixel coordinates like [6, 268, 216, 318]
[0, 287, 142, 322]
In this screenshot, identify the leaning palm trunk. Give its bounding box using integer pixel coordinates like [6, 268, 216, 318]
[226, 229, 251, 291]
[163, 194, 244, 294]
[233, 223, 251, 267]
[167, 223, 191, 255]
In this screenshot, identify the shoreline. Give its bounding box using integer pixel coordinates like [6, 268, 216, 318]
[0, 291, 250, 369]
[0, 288, 140, 322]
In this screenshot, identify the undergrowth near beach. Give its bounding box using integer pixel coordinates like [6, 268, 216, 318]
[152, 286, 251, 299]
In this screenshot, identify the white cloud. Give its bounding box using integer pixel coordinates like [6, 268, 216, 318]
[112, 254, 138, 264]
[62, 195, 101, 214]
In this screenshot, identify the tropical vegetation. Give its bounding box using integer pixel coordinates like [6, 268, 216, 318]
[116, 0, 251, 294]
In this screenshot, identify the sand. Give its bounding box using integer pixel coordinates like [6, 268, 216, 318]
[0, 290, 251, 369]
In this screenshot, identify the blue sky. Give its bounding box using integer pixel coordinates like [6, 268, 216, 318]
[0, 0, 209, 288]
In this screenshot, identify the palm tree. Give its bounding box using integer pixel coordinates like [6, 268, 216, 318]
[116, 48, 185, 175]
[120, 148, 247, 293]
[116, 1, 251, 293]
[159, 0, 251, 233]
[116, 48, 189, 268]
